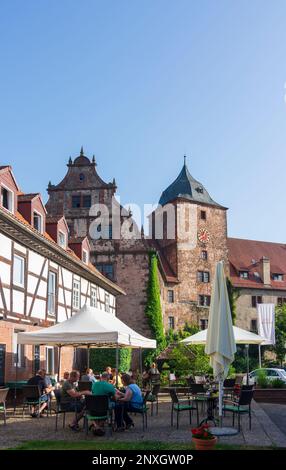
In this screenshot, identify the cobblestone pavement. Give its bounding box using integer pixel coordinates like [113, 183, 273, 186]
[0, 397, 285, 449]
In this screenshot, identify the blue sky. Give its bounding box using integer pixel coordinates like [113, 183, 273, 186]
[1, 0, 286, 242]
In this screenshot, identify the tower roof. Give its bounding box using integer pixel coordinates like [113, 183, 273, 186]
[158, 158, 224, 208]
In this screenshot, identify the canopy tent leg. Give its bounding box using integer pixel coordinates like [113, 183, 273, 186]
[115, 345, 119, 387]
[258, 344, 262, 368]
[87, 345, 90, 369]
[57, 345, 62, 383]
[246, 344, 250, 385]
[139, 348, 143, 382]
[14, 344, 19, 415]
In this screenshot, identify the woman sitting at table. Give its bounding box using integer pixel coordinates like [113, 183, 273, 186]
[110, 368, 123, 388]
[114, 373, 143, 431]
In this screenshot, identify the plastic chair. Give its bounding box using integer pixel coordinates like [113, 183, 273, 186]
[0, 388, 9, 425]
[169, 388, 199, 429]
[84, 395, 113, 436]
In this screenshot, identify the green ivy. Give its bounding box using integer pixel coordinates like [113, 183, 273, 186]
[89, 348, 132, 374]
[144, 251, 166, 366]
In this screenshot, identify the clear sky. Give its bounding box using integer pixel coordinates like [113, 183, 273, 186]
[1, 0, 286, 242]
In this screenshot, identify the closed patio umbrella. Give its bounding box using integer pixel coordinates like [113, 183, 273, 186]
[204, 261, 236, 428]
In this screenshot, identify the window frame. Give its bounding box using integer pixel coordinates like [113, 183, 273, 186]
[73, 278, 80, 309]
[90, 286, 98, 308]
[58, 230, 66, 249]
[47, 271, 57, 315]
[0, 183, 14, 213]
[45, 346, 55, 375]
[33, 210, 43, 233]
[72, 195, 81, 209]
[167, 290, 174, 303]
[13, 253, 25, 288]
[168, 316, 175, 330]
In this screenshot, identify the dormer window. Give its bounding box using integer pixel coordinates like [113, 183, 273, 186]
[33, 211, 43, 233]
[239, 271, 249, 279]
[82, 249, 89, 265]
[1, 185, 14, 212]
[196, 187, 204, 194]
[58, 231, 66, 249]
[272, 273, 283, 282]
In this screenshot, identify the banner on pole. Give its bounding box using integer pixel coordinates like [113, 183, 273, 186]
[257, 303, 275, 345]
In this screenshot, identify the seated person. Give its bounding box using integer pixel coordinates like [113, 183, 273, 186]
[90, 372, 117, 436]
[59, 371, 70, 386]
[27, 369, 53, 417]
[111, 368, 123, 388]
[142, 369, 150, 388]
[60, 370, 91, 431]
[81, 368, 97, 383]
[105, 366, 113, 381]
[41, 369, 55, 399]
[115, 373, 144, 431]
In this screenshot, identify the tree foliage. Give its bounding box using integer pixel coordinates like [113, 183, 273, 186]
[270, 304, 286, 366]
[144, 252, 166, 365]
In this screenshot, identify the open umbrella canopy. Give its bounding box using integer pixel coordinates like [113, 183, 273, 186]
[181, 325, 265, 346]
[17, 304, 156, 349]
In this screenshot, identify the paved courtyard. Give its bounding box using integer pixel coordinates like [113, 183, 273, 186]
[0, 396, 285, 449]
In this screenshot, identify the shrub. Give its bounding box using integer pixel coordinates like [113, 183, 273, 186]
[256, 370, 270, 388]
[271, 378, 285, 389]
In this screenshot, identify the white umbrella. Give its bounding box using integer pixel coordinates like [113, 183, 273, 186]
[203, 261, 236, 426]
[181, 326, 265, 346]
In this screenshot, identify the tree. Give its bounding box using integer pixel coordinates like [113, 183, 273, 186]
[271, 304, 286, 366]
[144, 251, 166, 365]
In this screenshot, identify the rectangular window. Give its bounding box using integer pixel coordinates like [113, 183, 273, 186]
[58, 231, 66, 249]
[250, 319, 257, 332]
[72, 195, 81, 208]
[200, 319, 208, 330]
[82, 249, 89, 265]
[198, 295, 211, 307]
[201, 250, 208, 260]
[239, 271, 249, 279]
[13, 330, 25, 367]
[168, 316, 175, 330]
[200, 210, 206, 220]
[109, 224, 113, 239]
[252, 296, 263, 308]
[45, 346, 55, 375]
[90, 286, 97, 308]
[197, 271, 210, 283]
[105, 293, 110, 313]
[167, 290, 174, 303]
[47, 271, 57, 315]
[34, 345, 40, 374]
[83, 195, 91, 208]
[33, 211, 43, 233]
[272, 273, 283, 282]
[96, 264, 114, 280]
[1, 185, 14, 212]
[13, 254, 25, 287]
[277, 297, 286, 306]
[73, 279, 80, 309]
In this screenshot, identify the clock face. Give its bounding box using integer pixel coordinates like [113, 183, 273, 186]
[198, 228, 210, 244]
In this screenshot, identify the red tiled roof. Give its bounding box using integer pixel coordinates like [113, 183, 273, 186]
[228, 237, 286, 291]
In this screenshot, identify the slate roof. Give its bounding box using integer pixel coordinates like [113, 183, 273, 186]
[159, 160, 225, 208]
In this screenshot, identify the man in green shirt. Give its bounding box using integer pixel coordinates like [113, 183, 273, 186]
[90, 372, 116, 436]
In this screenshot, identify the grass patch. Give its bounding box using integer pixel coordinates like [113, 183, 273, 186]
[7, 440, 279, 451]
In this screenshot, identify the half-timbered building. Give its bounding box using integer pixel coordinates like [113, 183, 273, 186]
[0, 165, 125, 384]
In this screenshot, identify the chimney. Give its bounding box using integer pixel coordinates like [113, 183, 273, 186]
[260, 256, 271, 285]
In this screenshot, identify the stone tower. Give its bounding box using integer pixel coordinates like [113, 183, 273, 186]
[152, 158, 229, 331]
[46, 149, 151, 337]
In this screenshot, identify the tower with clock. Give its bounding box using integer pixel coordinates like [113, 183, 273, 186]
[155, 157, 229, 331]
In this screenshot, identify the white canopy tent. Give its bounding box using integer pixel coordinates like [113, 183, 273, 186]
[17, 305, 156, 380]
[181, 326, 265, 346]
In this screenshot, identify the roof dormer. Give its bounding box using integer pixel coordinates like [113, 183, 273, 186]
[68, 236, 91, 265]
[46, 215, 69, 249]
[17, 193, 47, 234]
[0, 165, 20, 214]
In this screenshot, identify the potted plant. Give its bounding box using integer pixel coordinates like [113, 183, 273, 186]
[191, 424, 217, 450]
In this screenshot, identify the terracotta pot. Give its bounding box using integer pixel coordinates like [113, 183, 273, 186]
[192, 436, 217, 450]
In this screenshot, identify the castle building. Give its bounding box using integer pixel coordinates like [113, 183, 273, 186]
[46, 149, 286, 339]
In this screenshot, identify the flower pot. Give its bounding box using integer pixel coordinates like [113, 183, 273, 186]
[192, 436, 217, 450]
